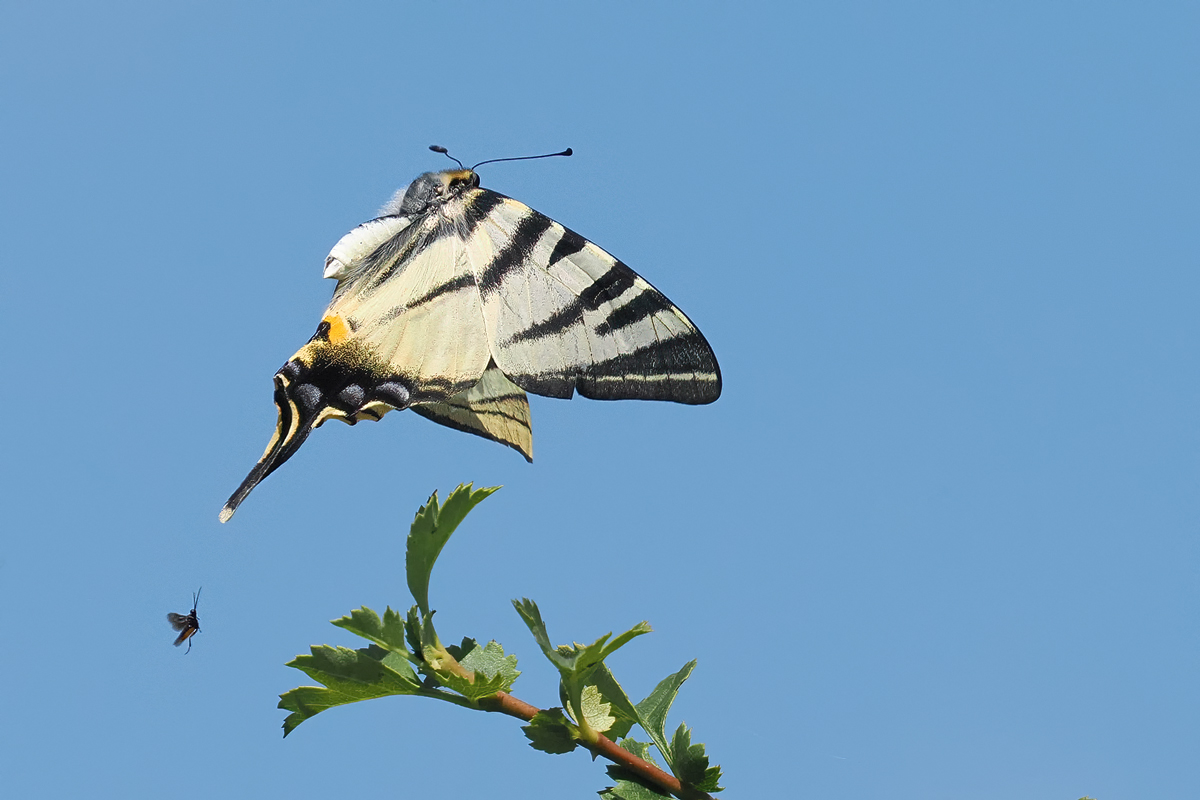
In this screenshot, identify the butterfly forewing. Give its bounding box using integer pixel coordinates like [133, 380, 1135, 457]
[465, 191, 721, 403]
[330, 217, 492, 401]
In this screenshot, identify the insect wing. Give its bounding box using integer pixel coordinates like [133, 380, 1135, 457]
[410, 361, 533, 460]
[173, 624, 199, 648]
[460, 190, 722, 404]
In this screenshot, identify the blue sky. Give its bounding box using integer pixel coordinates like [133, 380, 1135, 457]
[1, 2, 1197, 798]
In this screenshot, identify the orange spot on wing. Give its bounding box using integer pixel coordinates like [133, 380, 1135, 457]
[322, 315, 351, 344]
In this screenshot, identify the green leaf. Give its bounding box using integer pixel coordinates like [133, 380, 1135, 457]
[432, 639, 520, 700]
[600, 621, 654, 661]
[598, 780, 672, 800]
[331, 606, 410, 654]
[420, 611, 442, 656]
[669, 723, 723, 792]
[513, 598, 573, 671]
[289, 644, 421, 695]
[514, 598, 650, 686]
[404, 605, 423, 657]
[616, 738, 657, 764]
[601, 740, 670, 800]
[516, 599, 652, 740]
[278, 686, 350, 737]
[457, 639, 520, 692]
[634, 660, 696, 769]
[406, 484, 499, 615]
[579, 684, 616, 734]
[588, 664, 640, 743]
[522, 708, 579, 754]
[279, 644, 424, 736]
[435, 665, 512, 701]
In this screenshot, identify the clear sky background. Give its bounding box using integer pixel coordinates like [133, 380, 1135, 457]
[1, 2, 1196, 798]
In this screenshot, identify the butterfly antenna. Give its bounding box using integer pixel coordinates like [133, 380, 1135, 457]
[193, 587, 202, 610]
[429, 145, 465, 169]
[471, 148, 573, 170]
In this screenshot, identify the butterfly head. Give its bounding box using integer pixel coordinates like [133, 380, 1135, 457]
[386, 170, 480, 216]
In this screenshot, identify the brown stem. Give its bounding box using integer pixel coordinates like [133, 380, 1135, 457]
[479, 691, 715, 800]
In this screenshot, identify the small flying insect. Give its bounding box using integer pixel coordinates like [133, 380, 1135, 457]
[167, 588, 202, 653]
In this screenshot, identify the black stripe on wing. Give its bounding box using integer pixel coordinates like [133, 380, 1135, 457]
[548, 226, 588, 266]
[576, 333, 721, 403]
[459, 190, 506, 236]
[593, 288, 677, 336]
[380, 273, 477, 323]
[356, 220, 426, 292]
[506, 332, 720, 404]
[479, 211, 555, 295]
[499, 261, 640, 348]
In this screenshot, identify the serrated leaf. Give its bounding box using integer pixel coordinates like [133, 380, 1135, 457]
[601, 741, 670, 800]
[458, 640, 520, 692]
[516, 600, 652, 740]
[278, 686, 350, 737]
[279, 644, 423, 736]
[404, 605, 423, 657]
[580, 684, 616, 733]
[588, 664, 640, 743]
[435, 665, 512, 701]
[634, 660, 695, 768]
[288, 645, 421, 696]
[513, 598, 572, 671]
[617, 739, 658, 764]
[600, 620, 653, 661]
[523, 708, 579, 754]
[515, 599, 650, 685]
[406, 484, 499, 615]
[598, 780, 672, 800]
[669, 723, 723, 792]
[331, 605, 410, 654]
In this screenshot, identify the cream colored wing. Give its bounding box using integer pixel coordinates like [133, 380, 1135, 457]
[411, 362, 532, 461]
[458, 191, 722, 403]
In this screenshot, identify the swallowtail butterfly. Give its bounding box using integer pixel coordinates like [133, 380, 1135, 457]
[220, 147, 721, 522]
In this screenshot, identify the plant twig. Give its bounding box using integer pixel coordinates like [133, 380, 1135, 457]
[480, 691, 715, 800]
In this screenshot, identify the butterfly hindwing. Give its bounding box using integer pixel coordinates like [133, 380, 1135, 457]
[410, 361, 533, 461]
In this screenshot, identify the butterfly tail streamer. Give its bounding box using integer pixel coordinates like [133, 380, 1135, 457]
[220, 375, 322, 522]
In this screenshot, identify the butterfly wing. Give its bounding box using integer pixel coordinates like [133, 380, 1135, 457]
[459, 190, 722, 403]
[410, 361, 533, 461]
[220, 212, 494, 522]
[323, 215, 493, 400]
[167, 612, 189, 632]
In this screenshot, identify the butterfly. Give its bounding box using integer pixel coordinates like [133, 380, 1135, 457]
[220, 147, 721, 522]
[167, 588, 202, 653]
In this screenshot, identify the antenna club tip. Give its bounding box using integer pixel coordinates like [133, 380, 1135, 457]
[429, 145, 448, 153]
[562, 148, 573, 156]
